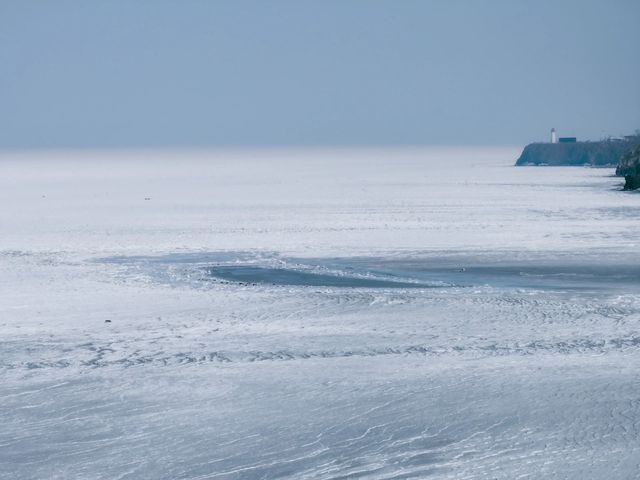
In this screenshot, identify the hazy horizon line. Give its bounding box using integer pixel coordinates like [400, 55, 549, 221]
[0, 144, 525, 156]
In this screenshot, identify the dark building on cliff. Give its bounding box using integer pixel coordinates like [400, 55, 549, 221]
[550, 128, 577, 144]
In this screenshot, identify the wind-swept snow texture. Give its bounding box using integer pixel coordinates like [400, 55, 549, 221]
[1, 147, 639, 479]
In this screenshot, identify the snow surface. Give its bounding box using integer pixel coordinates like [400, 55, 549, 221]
[1, 147, 639, 479]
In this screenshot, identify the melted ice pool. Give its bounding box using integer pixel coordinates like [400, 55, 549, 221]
[101, 252, 640, 292]
[206, 265, 430, 288]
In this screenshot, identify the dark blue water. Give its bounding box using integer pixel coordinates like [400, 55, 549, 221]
[206, 265, 430, 288]
[307, 257, 640, 292]
[100, 252, 640, 292]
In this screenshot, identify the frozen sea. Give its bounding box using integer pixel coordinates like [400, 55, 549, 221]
[1, 147, 639, 479]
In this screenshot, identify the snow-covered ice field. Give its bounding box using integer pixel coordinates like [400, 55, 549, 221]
[1, 147, 639, 479]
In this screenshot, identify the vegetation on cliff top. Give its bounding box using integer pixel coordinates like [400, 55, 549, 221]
[616, 144, 640, 190]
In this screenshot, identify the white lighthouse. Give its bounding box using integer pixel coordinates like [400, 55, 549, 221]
[551, 128, 558, 144]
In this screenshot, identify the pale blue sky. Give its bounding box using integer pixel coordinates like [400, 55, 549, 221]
[1, 0, 639, 149]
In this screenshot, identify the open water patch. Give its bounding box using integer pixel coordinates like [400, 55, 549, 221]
[205, 265, 431, 288]
[97, 251, 640, 293]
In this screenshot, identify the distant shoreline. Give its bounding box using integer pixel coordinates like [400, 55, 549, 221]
[515, 137, 640, 168]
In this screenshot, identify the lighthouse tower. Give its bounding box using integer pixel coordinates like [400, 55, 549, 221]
[551, 128, 558, 144]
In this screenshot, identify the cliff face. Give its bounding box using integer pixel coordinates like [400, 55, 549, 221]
[515, 138, 640, 167]
[616, 145, 640, 190]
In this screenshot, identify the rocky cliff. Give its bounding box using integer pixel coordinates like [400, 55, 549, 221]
[616, 145, 640, 190]
[515, 137, 640, 167]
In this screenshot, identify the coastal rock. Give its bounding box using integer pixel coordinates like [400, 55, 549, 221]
[616, 145, 640, 190]
[515, 137, 640, 167]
